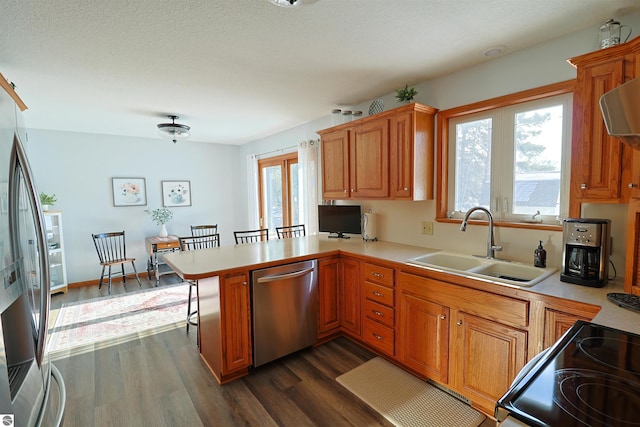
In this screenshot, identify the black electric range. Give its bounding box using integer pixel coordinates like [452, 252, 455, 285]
[496, 321, 640, 426]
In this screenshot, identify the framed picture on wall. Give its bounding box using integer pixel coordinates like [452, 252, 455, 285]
[162, 180, 191, 207]
[112, 177, 146, 206]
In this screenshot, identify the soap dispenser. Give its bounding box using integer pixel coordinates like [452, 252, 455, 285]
[534, 240, 546, 268]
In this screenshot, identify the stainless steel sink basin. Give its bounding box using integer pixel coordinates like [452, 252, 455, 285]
[406, 251, 556, 287]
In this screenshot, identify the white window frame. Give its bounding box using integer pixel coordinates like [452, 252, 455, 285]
[437, 82, 574, 227]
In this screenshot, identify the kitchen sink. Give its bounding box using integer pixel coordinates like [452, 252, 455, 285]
[406, 251, 556, 287]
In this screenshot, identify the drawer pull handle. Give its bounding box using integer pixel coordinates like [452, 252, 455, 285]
[372, 310, 383, 317]
[372, 291, 384, 297]
[440, 314, 446, 320]
[372, 333, 383, 340]
[371, 272, 383, 278]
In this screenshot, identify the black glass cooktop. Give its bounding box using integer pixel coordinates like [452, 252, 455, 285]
[497, 321, 640, 427]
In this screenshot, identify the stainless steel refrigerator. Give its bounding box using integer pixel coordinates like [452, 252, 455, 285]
[0, 81, 65, 426]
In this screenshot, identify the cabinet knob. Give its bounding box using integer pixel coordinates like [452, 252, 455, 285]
[372, 333, 383, 340]
[581, 183, 587, 189]
[351, 188, 356, 192]
[440, 314, 446, 320]
[456, 320, 463, 326]
[404, 187, 408, 191]
[372, 291, 384, 297]
[242, 281, 248, 286]
[630, 183, 637, 189]
[344, 189, 348, 193]
[372, 310, 383, 317]
[372, 272, 383, 278]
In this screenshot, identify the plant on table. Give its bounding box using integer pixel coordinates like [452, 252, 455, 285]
[144, 207, 173, 225]
[39, 192, 57, 206]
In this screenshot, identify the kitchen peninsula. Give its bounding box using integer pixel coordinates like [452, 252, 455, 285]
[163, 235, 637, 415]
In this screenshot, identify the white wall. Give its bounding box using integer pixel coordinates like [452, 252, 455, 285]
[27, 129, 242, 283]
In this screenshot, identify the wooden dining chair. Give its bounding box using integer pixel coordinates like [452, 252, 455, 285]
[91, 231, 142, 294]
[234, 228, 269, 244]
[190, 224, 218, 237]
[276, 224, 306, 239]
[178, 233, 220, 339]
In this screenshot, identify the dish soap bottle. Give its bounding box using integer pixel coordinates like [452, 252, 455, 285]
[534, 240, 546, 268]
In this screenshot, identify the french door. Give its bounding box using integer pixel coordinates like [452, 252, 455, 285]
[258, 152, 299, 235]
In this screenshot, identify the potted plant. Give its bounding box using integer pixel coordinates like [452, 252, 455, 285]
[144, 207, 173, 237]
[39, 192, 57, 211]
[395, 84, 418, 104]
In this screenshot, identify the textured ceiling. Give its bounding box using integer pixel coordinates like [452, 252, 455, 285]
[2, 0, 639, 145]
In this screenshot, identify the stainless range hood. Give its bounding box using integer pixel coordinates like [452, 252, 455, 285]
[600, 77, 640, 149]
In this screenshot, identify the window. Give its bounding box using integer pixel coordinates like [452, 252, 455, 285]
[258, 152, 299, 235]
[437, 81, 574, 226]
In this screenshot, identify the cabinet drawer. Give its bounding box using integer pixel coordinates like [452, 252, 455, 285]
[363, 281, 394, 307]
[156, 242, 179, 250]
[363, 318, 394, 356]
[363, 299, 394, 328]
[363, 263, 394, 287]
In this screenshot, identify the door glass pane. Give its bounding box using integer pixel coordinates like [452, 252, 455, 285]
[455, 118, 492, 212]
[261, 165, 283, 234]
[290, 163, 299, 225]
[512, 105, 563, 216]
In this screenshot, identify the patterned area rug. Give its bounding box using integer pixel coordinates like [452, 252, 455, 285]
[48, 284, 190, 358]
[337, 357, 486, 427]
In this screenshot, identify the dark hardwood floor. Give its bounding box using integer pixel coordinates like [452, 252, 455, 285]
[43, 274, 496, 427]
[43, 275, 393, 427]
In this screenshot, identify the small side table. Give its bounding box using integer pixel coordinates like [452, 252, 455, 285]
[145, 236, 180, 286]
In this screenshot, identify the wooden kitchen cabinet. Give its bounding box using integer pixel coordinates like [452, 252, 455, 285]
[320, 129, 350, 199]
[397, 283, 449, 383]
[198, 271, 251, 384]
[396, 271, 528, 414]
[340, 257, 361, 336]
[318, 257, 341, 338]
[568, 36, 640, 216]
[626, 198, 640, 294]
[318, 102, 437, 200]
[361, 262, 395, 356]
[390, 105, 437, 200]
[543, 308, 591, 349]
[450, 311, 527, 413]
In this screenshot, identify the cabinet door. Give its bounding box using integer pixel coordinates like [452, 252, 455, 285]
[318, 257, 341, 336]
[390, 112, 414, 199]
[350, 120, 389, 198]
[450, 311, 527, 414]
[572, 58, 626, 208]
[625, 198, 640, 295]
[543, 308, 590, 349]
[397, 290, 449, 383]
[222, 272, 251, 373]
[321, 129, 350, 199]
[340, 257, 361, 336]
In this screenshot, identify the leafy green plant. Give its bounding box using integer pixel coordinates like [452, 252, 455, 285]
[144, 207, 173, 225]
[395, 84, 418, 103]
[39, 192, 57, 205]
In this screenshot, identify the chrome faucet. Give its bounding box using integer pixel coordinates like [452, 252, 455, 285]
[459, 207, 502, 259]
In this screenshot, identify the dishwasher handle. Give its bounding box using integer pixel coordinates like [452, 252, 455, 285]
[256, 267, 315, 284]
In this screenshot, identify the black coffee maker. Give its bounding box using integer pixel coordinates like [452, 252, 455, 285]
[560, 218, 611, 287]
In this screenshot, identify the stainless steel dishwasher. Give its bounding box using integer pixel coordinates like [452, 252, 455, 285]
[251, 259, 318, 367]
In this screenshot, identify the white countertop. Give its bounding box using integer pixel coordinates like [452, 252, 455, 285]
[163, 235, 639, 335]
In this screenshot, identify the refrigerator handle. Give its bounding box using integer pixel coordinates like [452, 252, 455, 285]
[11, 138, 51, 364]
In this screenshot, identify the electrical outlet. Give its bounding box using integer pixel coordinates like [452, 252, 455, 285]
[421, 221, 433, 235]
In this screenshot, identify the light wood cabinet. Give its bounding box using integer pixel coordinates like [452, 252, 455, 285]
[543, 308, 591, 349]
[361, 262, 395, 356]
[568, 36, 640, 216]
[222, 272, 251, 373]
[396, 271, 528, 414]
[198, 271, 251, 384]
[340, 257, 361, 336]
[318, 257, 341, 338]
[450, 311, 527, 412]
[318, 102, 437, 200]
[397, 287, 449, 383]
[626, 198, 640, 294]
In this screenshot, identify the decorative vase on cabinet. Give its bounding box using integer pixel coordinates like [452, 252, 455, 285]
[159, 224, 168, 238]
[44, 211, 68, 295]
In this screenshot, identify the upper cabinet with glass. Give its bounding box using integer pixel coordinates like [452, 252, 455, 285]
[318, 102, 437, 201]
